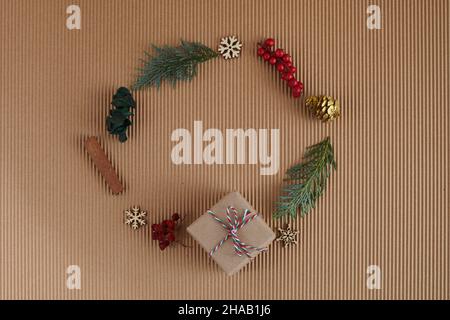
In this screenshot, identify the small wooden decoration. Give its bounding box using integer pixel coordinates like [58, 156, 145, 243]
[276, 224, 299, 247]
[84, 136, 124, 194]
[218, 36, 243, 59]
[125, 206, 147, 230]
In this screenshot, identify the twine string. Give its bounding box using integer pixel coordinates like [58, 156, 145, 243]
[208, 206, 267, 258]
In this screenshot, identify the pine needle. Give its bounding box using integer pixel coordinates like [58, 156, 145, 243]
[274, 137, 337, 218]
[133, 40, 218, 90]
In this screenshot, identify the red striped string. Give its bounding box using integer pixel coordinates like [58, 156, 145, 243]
[208, 207, 268, 258]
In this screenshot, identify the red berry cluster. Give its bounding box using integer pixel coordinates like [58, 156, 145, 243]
[151, 213, 180, 250]
[257, 38, 304, 98]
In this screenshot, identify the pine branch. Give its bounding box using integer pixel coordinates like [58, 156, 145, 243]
[274, 137, 336, 219]
[133, 40, 218, 90]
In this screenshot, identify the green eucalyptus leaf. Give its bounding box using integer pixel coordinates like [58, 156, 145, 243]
[112, 87, 136, 108]
[110, 110, 127, 124]
[114, 108, 133, 117]
[118, 132, 128, 142]
[112, 96, 135, 108]
[115, 87, 131, 96]
[105, 87, 136, 142]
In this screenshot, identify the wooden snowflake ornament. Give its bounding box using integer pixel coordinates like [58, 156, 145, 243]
[276, 224, 299, 247]
[124, 206, 147, 230]
[218, 36, 242, 59]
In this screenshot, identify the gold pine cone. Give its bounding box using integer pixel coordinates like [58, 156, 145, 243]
[305, 95, 341, 122]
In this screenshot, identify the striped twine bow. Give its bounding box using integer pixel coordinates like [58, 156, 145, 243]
[208, 206, 267, 258]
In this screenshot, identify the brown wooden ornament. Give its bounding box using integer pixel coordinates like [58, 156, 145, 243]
[85, 136, 124, 194]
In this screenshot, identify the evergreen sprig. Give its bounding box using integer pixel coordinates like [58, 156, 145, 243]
[133, 40, 219, 90]
[106, 87, 136, 143]
[274, 137, 336, 219]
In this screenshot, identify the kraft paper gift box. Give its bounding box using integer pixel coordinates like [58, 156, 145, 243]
[187, 192, 275, 276]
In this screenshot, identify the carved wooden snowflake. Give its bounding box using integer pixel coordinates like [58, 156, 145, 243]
[124, 206, 147, 230]
[276, 224, 299, 247]
[218, 36, 242, 59]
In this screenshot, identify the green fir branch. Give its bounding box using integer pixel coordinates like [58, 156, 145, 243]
[133, 40, 218, 90]
[274, 137, 337, 219]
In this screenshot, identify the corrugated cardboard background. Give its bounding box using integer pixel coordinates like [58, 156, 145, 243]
[0, 0, 448, 299]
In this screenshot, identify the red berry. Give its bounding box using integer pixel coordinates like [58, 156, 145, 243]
[162, 220, 170, 230]
[289, 66, 297, 73]
[257, 47, 265, 56]
[284, 73, 293, 81]
[292, 84, 303, 98]
[269, 57, 277, 65]
[275, 49, 284, 58]
[263, 53, 271, 61]
[276, 63, 285, 72]
[151, 226, 160, 240]
[288, 79, 298, 88]
[282, 55, 292, 63]
[164, 220, 175, 230]
[264, 38, 275, 47]
[152, 214, 184, 249]
[285, 61, 292, 68]
[159, 240, 170, 250]
[167, 233, 176, 242]
[292, 91, 301, 98]
[151, 224, 162, 233]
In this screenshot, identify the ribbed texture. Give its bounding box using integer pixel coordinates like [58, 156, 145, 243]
[0, 0, 448, 299]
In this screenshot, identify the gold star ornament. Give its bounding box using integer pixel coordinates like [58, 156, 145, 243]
[276, 224, 299, 247]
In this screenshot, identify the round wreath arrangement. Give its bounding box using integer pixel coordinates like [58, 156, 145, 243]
[98, 36, 339, 252]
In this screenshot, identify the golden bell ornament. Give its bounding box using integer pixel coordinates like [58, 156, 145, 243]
[305, 95, 341, 122]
